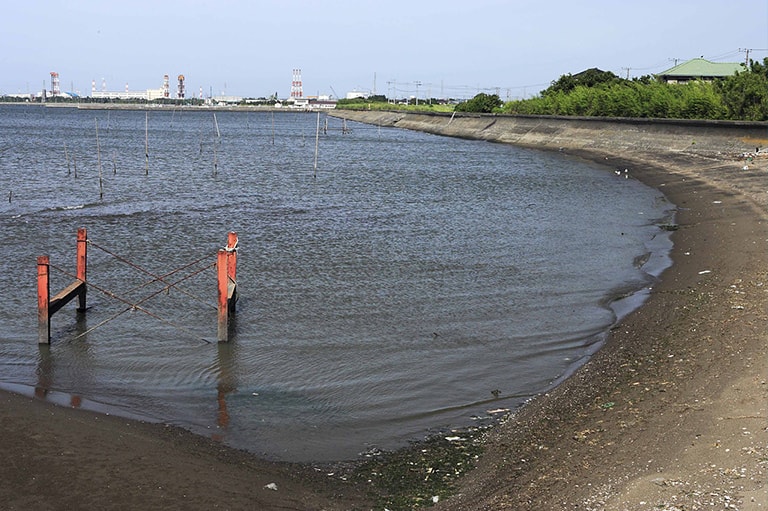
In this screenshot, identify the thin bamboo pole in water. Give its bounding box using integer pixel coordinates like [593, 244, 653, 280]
[145, 112, 149, 175]
[313, 112, 320, 178]
[95, 119, 103, 199]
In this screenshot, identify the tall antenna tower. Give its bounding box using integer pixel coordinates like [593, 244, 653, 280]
[177, 74, 185, 99]
[291, 68, 303, 98]
[50, 72, 60, 96]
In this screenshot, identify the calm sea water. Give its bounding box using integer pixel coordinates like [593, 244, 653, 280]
[0, 105, 674, 461]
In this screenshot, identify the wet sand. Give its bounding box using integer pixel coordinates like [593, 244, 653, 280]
[2, 119, 767, 510]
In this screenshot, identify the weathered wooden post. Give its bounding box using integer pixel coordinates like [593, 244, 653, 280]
[76, 227, 87, 312]
[217, 232, 238, 342]
[217, 249, 229, 342]
[226, 231, 237, 313]
[37, 255, 51, 345]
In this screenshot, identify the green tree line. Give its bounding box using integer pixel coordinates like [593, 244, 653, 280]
[489, 58, 768, 121]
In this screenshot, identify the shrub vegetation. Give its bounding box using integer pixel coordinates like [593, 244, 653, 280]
[498, 58, 768, 121]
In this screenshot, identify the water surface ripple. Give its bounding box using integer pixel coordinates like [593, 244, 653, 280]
[0, 105, 673, 461]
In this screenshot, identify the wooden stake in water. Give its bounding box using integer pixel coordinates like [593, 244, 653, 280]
[112, 150, 117, 175]
[73, 153, 78, 178]
[213, 113, 221, 139]
[145, 111, 149, 175]
[213, 138, 219, 176]
[271, 111, 275, 145]
[313, 111, 320, 178]
[64, 142, 71, 175]
[95, 118, 103, 199]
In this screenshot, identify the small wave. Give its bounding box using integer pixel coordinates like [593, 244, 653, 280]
[53, 204, 86, 211]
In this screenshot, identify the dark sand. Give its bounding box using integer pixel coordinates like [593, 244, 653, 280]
[2, 145, 766, 510]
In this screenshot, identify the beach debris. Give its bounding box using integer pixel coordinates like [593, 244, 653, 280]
[487, 408, 510, 415]
[444, 436, 465, 442]
[432, 495, 440, 503]
[491, 389, 501, 398]
[574, 428, 597, 441]
[264, 482, 278, 491]
[659, 223, 679, 231]
[698, 270, 712, 275]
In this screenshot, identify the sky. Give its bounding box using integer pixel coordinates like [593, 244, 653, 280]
[1, 0, 766, 100]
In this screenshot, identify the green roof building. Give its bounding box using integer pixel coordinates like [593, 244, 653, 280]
[656, 58, 745, 83]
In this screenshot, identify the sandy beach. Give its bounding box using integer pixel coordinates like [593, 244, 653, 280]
[2, 114, 766, 510]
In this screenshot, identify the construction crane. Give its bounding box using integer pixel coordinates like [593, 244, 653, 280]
[329, 85, 339, 100]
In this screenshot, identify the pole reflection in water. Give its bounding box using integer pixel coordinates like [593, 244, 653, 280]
[35, 314, 91, 409]
[214, 340, 238, 440]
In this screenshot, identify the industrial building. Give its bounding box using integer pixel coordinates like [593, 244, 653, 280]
[90, 74, 176, 100]
[9, 68, 338, 108]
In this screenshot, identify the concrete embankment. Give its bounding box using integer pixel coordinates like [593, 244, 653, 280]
[330, 110, 767, 158]
[330, 109, 768, 209]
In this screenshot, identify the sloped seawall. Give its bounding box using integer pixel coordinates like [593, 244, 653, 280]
[329, 110, 767, 159]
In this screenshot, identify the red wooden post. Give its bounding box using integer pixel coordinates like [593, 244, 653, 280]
[226, 231, 237, 314]
[37, 255, 51, 344]
[217, 249, 229, 342]
[226, 231, 237, 281]
[76, 227, 87, 311]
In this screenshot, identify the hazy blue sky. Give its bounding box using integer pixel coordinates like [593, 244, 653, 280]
[1, 0, 766, 100]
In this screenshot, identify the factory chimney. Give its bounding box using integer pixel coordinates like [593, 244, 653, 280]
[50, 72, 60, 96]
[291, 68, 303, 98]
[177, 74, 185, 99]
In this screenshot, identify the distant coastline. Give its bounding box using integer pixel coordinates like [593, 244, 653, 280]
[1, 101, 323, 113]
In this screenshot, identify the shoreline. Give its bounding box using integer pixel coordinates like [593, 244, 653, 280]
[431, 139, 768, 508]
[2, 113, 766, 510]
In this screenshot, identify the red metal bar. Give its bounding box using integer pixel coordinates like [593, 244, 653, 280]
[217, 249, 229, 342]
[37, 255, 50, 344]
[76, 227, 87, 311]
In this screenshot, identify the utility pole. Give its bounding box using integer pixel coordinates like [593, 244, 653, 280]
[414, 81, 421, 105]
[739, 48, 752, 66]
[622, 67, 632, 79]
